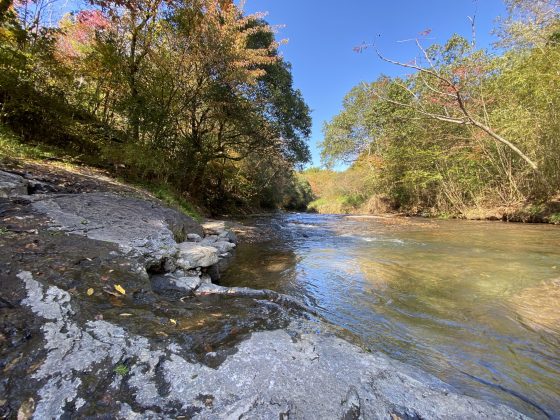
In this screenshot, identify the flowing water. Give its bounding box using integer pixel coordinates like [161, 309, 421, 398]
[220, 213, 560, 418]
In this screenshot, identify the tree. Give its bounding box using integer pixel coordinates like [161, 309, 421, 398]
[498, 0, 560, 49]
[365, 35, 539, 171]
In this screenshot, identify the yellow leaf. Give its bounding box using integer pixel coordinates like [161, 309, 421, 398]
[87, 288, 94, 296]
[114, 284, 126, 295]
[169, 318, 177, 325]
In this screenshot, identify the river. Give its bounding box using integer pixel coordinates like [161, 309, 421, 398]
[220, 213, 560, 419]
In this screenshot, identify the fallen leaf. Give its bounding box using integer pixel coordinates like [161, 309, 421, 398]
[87, 288, 94, 296]
[114, 284, 126, 295]
[169, 318, 177, 325]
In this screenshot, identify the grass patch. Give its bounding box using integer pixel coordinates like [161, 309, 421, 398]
[307, 197, 350, 214]
[1, 124, 202, 220]
[114, 364, 129, 376]
[0, 124, 67, 162]
[549, 213, 560, 225]
[128, 181, 202, 221]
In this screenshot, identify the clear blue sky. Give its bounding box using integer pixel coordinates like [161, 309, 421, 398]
[241, 0, 507, 167]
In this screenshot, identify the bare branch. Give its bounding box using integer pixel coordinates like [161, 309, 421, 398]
[372, 42, 539, 170]
[373, 44, 457, 91]
[369, 89, 467, 125]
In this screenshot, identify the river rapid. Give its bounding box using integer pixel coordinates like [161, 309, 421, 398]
[220, 213, 560, 419]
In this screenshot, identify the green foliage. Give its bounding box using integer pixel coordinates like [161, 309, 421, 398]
[283, 174, 314, 211]
[0, 0, 311, 214]
[302, 164, 378, 214]
[527, 204, 545, 216]
[144, 183, 201, 221]
[549, 213, 560, 224]
[316, 5, 560, 218]
[114, 364, 129, 376]
[0, 124, 57, 161]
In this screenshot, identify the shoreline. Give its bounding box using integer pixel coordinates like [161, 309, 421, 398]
[308, 208, 560, 225]
[0, 162, 534, 418]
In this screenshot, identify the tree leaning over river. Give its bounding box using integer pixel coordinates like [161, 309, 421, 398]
[315, 0, 560, 218]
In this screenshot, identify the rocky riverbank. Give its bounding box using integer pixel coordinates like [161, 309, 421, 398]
[0, 163, 528, 419]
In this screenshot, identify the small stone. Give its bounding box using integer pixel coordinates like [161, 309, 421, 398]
[176, 242, 219, 269]
[212, 240, 235, 254]
[201, 235, 219, 244]
[187, 233, 202, 242]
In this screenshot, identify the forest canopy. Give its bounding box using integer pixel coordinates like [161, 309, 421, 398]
[0, 0, 312, 212]
[311, 0, 560, 219]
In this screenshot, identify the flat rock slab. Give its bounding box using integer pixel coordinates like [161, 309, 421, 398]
[31, 192, 203, 265]
[16, 271, 526, 420]
[163, 329, 526, 420]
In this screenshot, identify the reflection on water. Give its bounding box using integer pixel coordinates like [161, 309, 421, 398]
[221, 213, 560, 418]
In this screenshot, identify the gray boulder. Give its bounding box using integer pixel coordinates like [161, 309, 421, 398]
[186, 233, 202, 242]
[176, 242, 219, 269]
[0, 170, 28, 197]
[219, 230, 238, 244]
[200, 235, 219, 245]
[151, 272, 202, 293]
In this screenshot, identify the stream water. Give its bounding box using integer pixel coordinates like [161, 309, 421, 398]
[220, 213, 560, 418]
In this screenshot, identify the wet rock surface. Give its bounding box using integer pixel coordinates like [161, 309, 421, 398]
[0, 165, 529, 419]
